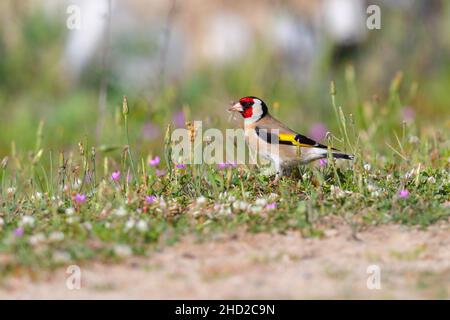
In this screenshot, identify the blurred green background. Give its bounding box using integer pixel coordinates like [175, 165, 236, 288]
[0, 0, 449, 160]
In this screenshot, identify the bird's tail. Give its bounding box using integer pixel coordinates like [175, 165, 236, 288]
[331, 152, 354, 160]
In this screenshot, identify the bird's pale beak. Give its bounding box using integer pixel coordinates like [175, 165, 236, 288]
[228, 102, 243, 112]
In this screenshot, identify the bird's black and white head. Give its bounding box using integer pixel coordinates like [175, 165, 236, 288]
[228, 96, 268, 123]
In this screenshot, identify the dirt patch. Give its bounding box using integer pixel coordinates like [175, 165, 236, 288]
[1, 223, 449, 299]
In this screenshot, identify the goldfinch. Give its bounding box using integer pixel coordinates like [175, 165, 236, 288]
[229, 96, 354, 177]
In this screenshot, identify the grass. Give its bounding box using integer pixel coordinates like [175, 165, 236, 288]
[0, 79, 448, 279]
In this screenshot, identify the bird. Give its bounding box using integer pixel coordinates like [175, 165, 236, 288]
[228, 96, 354, 177]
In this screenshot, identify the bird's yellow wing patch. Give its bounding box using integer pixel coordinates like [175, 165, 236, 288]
[255, 127, 330, 149]
[278, 133, 310, 147]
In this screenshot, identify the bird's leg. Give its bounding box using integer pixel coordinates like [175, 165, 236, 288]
[270, 161, 281, 185]
[268, 173, 280, 186]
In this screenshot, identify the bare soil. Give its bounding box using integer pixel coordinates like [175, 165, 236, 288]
[1, 223, 449, 299]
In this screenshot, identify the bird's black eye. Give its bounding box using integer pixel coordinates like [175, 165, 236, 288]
[241, 101, 251, 108]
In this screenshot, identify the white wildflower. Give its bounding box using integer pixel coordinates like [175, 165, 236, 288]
[158, 198, 167, 209]
[7, 187, 16, 196]
[73, 178, 82, 189]
[28, 233, 45, 246]
[114, 244, 132, 257]
[371, 191, 381, 197]
[239, 201, 249, 210]
[196, 196, 207, 205]
[427, 176, 436, 184]
[31, 192, 42, 201]
[219, 207, 232, 216]
[124, 218, 135, 231]
[136, 220, 148, 232]
[65, 207, 75, 216]
[190, 210, 201, 217]
[233, 201, 248, 211]
[268, 193, 279, 201]
[408, 135, 419, 144]
[250, 206, 262, 214]
[83, 222, 92, 231]
[363, 163, 371, 171]
[405, 167, 419, 180]
[218, 192, 227, 200]
[21, 216, 35, 227]
[330, 185, 349, 199]
[49, 231, 65, 242]
[255, 198, 267, 207]
[114, 206, 127, 217]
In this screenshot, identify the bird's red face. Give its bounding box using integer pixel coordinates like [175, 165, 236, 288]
[228, 96, 268, 123]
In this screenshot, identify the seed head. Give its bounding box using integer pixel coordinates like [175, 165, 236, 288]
[122, 96, 129, 116]
[330, 81, 336, 96]
[1, 157, 8, 169]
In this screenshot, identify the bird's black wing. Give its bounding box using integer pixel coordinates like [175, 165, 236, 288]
[255, 126, 335, 149]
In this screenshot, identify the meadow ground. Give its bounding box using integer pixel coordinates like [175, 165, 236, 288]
[0, 81, 449, 298]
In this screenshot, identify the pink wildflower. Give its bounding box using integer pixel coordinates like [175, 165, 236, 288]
[155, 169, 166, 177]
[145, 195, 156, 204]
[398, 189, 410, 199]
[14, 227, 24, 237]
[217, 163, 227, 170]
[319, 158, 328, 167]
[111, 171, 121, 181]
[149, 156, 161, 167]
[74, 193, 86, 204]
[266, 202, 277, 210]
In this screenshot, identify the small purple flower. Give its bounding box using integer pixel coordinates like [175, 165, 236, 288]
[266, 202, 277, 210]
[74, 193, 86, 204]
[226, 161, 237, 168]
[111, 170, 121, 181]
[319, 158, 328, 167]
[14, 227, 24, 237]
[217, 163, 228, 170]
[145, 195, 156, 204]
[309, 123, 328, 142]
[155, 169, 166, 177]
[149, 156, 160, 167]
[176, 163, 186, 169]
[398, 189, 410, 199]
[401, 107, 415, 123]
[218, 162, 237, 170]
[172, 110, 186, 128]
